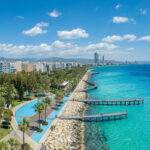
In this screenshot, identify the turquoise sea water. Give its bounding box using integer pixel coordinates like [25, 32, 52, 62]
[84, 65, 150, 150]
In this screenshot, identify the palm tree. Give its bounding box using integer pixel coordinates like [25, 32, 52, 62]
[43, 97, 51, 121]
[0, 141, 9, 150]
[8, 138, 20, 150]
[34, 102, 44, 128]
[10, 86, 18, 107]
[18, 117, 30, 149]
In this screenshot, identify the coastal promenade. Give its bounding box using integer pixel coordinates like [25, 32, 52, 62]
[79, 71, 99, 92]
[80, 80, 98, 92]
[43, 70, 91, 150]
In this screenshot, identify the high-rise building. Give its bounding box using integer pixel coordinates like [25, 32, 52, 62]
[102, 55, 105, 63]
[94, 52, 99, 64]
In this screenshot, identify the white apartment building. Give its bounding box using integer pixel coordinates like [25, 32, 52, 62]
[0, 62, 15, 73]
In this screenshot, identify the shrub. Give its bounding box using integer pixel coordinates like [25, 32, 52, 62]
[36, 128, 43, 132]
[4, 109, 13, 116]
[53, 107, 59, 110]
[42, 121, 48, 126]
[4, 109, 12, 128]
[22, 143, 32, 150]
[2, 122, 10, 129]
[50, 125, 56, 131]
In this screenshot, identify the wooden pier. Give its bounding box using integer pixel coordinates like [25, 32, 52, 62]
[67, 98, 144, 105]
[91, 72, 99, 75]
[47, 112, 127, 122]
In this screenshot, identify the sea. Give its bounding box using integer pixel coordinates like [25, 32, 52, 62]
[84, 65, 150, 150]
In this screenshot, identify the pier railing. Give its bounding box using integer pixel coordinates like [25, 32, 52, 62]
[47, 112, 127, 122]
[65, 98, 144, 105]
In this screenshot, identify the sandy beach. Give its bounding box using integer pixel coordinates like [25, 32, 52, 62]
[44, 70, 91, 150]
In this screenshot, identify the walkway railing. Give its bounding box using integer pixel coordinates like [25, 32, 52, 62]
[65, 98, 144, 105]
[47, 112, 127, 122]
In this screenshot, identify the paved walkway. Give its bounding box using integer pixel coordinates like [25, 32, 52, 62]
[11, 99, 43, 150]
[27, 99, 57, 136]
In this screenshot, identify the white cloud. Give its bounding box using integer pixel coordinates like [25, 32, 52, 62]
[115, 4, 121, 9]
[113, 16, 128, 23]
[47, 9, 61, 18]
[57, 28, 89, 39]
[87, 42, 118, 50]
[102, 35, 123, 42]
[102, 34, 136, 42]
[112, 16, 136, 24]
[17, 16, 24, 19]
[140, 9, 147, 15]
[51, 40, 72, 49]
[22, 22, 48, 36]
[138, 36, 150, 42]
[0, 40, 120, 58]
[127, 47, 134, 51]
[124, 34, 136, 41]
[36, 22, 48, 27]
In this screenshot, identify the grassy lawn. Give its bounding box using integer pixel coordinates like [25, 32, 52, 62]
[13, 100, 26, 108]
[0, 124, 12, 140]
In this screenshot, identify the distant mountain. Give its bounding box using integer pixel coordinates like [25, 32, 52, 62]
[0, 57, 94, 63]
[0, 56, 150, 64]
[0, 56, 7, 60]
[44, 57, 94, 63]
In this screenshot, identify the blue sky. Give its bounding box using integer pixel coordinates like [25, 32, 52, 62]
[1, 0, 150, 61]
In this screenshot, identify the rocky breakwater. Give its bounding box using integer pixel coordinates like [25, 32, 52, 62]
[44, 70, 91, 150]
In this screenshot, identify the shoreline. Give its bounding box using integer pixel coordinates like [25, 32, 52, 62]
[44, 70, 91, 149]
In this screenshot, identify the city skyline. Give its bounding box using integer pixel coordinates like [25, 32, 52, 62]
[1, 0, 150, 61]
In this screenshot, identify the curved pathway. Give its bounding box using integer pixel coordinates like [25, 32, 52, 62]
[11, 99, 42, 150]
[80, 72, 99, 92]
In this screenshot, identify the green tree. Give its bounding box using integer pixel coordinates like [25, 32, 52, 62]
[0, 83, 18, 106]
[43, 97, 51, 121]
[8, 138, 20, 150]
[26, 73, 37, 93]
[0, 97, 5, 120]
[18, 83, 24, 100]
[55, 92, 64, 101]
[6, 83, 18, 106]
[0, 141, 9, 150]
[0, 97, 5, 137]
[34, 102, 44, 128]
[15, 72, 26, 101]
[11, 86, 18, 106]
[18, 117, 30, 149]
[0, 86, 7, 100]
